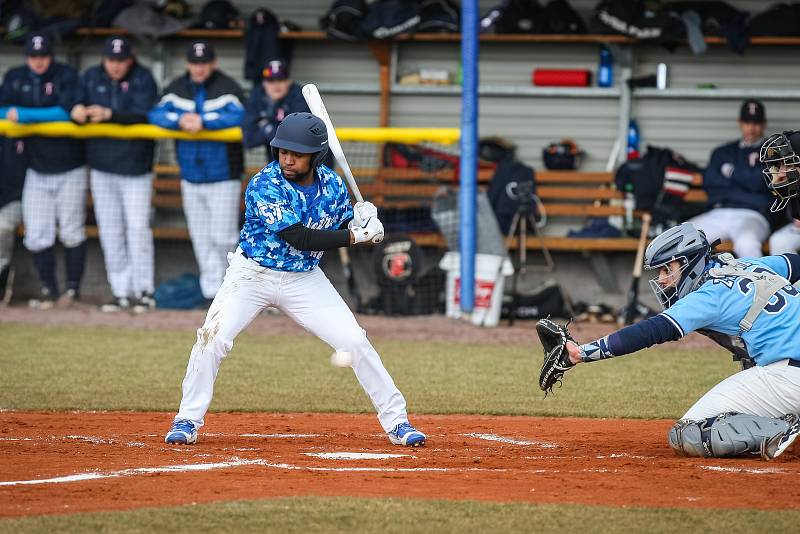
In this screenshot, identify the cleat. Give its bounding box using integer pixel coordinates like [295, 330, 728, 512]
[132, 293, 155, 314]
[100, 297, 131, 313]
[388, 422, 426, 447]
[28, 287, 56, 310]
[165, 419, 198, 445]
[761, 414, 800, 461]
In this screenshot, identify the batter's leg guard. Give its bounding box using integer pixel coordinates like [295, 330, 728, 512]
[668, 412, 791, 458]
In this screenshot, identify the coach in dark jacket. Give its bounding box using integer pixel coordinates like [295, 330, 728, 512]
[242, 57, 308, 161]
[72, 36, 159, 313]
[148, 41, 245, 300]
[0, 32, 87, 308]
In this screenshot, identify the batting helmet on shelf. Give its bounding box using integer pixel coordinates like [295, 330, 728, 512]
[270, 112, 330, 169]
[760, 130, 800, 213]
[643, 222, 711, 309]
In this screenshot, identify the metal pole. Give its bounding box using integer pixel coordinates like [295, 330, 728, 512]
[459, 0, 478, 313]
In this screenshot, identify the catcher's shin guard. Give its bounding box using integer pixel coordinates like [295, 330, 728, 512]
[668, 413, 792, 458]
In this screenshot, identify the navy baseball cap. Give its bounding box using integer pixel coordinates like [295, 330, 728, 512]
[740, 99, 766, 124]
[103, 36, 132, 59]
[187, 40, 216, 63]
[262, 58, 289, 80]
[24, 33, 53, 57]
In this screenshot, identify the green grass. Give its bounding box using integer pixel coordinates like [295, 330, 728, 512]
[2, 497, 798, 533]
[0, 323, 737, 419]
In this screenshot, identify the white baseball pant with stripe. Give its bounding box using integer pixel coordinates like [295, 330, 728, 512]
[682, 359, 800, 420]
[0, 200, 22, 270]
[181, 179, 241, 299]
[175, 249, 409, 432]
[90, 170, 155, 298]
[21, 167, 88, 252]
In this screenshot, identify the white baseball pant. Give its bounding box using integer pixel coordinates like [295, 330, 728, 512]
[689, 208, 769, 258]
[21, 167, 88, 252]
[0, 200, 22, 270]
[181, 179, 241, 299]
[682, 359, 800, 420]
[90, 170, 155, 298]
[175, 249, 409, 432]
[769, 222, 800, 255]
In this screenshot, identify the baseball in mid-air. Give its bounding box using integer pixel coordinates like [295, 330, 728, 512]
[331, 349, 353, 368]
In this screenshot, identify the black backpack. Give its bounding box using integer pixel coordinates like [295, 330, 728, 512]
[417, 0, 459, 32]
[543, 0, 586, 33]
[320, 0, 368, 41]
[480, 0, 548, 34]
[360, 0, 420, 39]
[593, 0, 683, 43]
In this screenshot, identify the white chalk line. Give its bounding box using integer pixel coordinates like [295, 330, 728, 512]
[240, 433, 322, 438]
[303, 452, 412, 460]
[464, 433, 558, 448]
[0, 437, 33, 441]
[698, 465, 786, 475]
[0, 458, 267, 486]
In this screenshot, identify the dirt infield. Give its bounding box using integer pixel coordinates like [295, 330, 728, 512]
[2, 411, 799, 517]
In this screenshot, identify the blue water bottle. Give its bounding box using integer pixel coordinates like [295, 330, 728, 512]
[597, 46, 614, 88]
[627, 119, 640, 160]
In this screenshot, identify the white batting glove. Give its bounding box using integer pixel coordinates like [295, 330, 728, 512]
[353, 201, 378, 227]
[349, 216, 384, 244]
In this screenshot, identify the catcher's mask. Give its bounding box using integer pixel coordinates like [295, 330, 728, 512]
[644, 222, 711, 309]
[760, 130, 800, 212]
[270, 112, 330, 171]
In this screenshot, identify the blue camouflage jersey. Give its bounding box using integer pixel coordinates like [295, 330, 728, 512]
[663, 255, 800, 366]
[239, 160, 354, 272]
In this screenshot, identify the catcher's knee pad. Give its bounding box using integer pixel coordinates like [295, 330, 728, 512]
[669, 413, 790, 458]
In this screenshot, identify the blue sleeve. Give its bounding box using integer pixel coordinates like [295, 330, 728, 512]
[660, 287, 717, 337]
[147, 95, 181, 130]
[201, 96, 244, 130]
[15, 106, 70, 123]
[242, 90, 270, 148]
[757, 254, 800, 284]
[247, 180, 300, 233]
[580, 314, 681, 361]
[339, 180, 354, 227]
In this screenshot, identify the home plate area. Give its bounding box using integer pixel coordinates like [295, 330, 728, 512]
[2, 412, 800, 517]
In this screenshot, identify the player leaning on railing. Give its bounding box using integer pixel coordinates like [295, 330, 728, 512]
[164, 112, 426, 448]
[71, 36, 159, 314]
[537, 222, 800, 460]
[148, 40, 245, 304]
[0, 32, 87, 309]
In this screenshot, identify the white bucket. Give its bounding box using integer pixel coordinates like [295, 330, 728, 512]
[438, 252, 514, 327]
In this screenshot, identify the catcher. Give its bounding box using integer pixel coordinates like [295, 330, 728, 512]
[537, 222, 800, 460]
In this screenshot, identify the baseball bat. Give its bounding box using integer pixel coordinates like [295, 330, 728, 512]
[301, 83, 363, 202]
[620, 212, 652, 326]
[302, 83, 363, 310]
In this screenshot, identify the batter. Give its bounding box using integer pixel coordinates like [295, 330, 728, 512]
[165, 112, 426, 447]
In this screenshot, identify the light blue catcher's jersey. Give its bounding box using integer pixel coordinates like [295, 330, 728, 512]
[239, 161, 354, 272]
[663, 255, 800, 366]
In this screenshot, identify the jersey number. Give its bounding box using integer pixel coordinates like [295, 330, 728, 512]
[258, 203, 284, 225]
[737, 267, 799, 314]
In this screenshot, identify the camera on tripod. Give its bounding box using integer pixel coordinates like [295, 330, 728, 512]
[514, 179, 539, 220]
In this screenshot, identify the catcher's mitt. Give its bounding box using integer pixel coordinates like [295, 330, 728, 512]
[537, 318, 577, 394]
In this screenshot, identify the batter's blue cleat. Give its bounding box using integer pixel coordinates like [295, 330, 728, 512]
[388, 422, 426, 447]
[165, 419, 198, 445]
